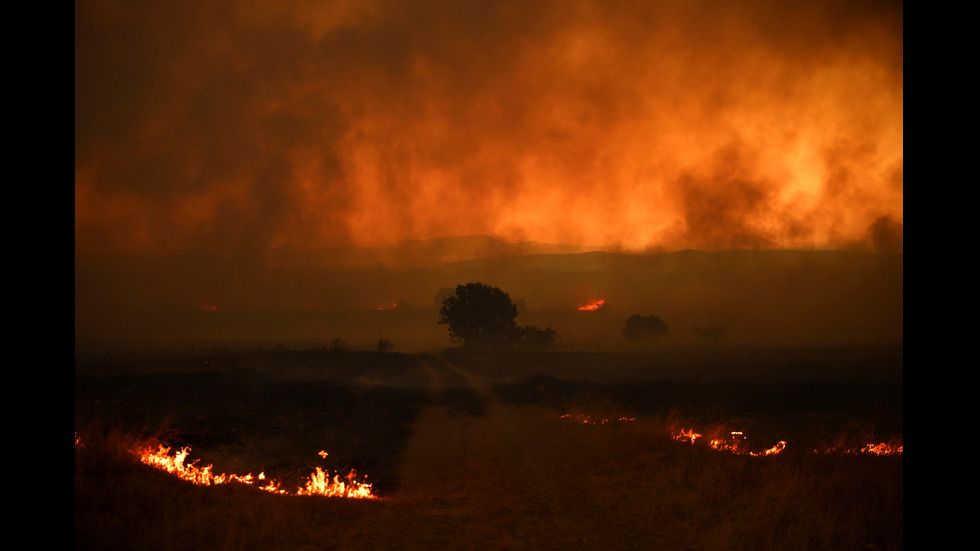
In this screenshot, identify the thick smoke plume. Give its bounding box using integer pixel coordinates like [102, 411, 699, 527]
[76, 0, 903, 262]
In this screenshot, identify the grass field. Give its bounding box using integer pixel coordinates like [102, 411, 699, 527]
[75, 345, 902, 550]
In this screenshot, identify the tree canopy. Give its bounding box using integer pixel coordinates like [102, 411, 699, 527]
[437, 283, 558, 348]
[438, 283, 520, 347]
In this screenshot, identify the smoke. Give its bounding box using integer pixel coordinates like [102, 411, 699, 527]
[75, 0, 903, 262]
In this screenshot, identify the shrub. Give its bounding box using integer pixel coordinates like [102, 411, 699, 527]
[623, 315, 669, 343]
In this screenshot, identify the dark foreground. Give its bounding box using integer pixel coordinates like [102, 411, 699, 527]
[75, 346, 903, 550]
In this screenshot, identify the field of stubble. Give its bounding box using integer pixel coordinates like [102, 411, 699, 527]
[75, 345, 902, 550]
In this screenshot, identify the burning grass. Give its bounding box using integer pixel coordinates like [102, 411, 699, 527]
[559, 407, 902, 457]
[74, 423, 383, 551]
[135, 443, 377, 499]
[76, 347, 902, 550]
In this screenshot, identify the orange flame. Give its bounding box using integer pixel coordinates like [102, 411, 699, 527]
[860, 442, 904, 455]
[578, 299, 605, 311]
[669, 427, 902, 457]
[560, 413, 635, 425]
[376, 303, 398, 310]
[817, 440, 904, 456]
[135, 444, 377, 499]
[556, 418, 903, 457]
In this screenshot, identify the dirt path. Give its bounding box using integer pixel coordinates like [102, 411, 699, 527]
[357, 355, 643, 550]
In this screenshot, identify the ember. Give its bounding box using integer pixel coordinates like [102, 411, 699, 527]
[557, 418, 902, 457]
[560, 413, 635, 425]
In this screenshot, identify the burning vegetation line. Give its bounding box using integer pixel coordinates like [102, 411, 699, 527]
[75, 435, 379, 499]
[670, 427, 902, 456]
[558, 416, 903, 456]
[578, 299, 605, 311]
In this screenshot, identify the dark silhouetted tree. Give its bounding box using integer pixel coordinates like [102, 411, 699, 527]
[438, 283, 520, 347]
[623, 315, 669, 343]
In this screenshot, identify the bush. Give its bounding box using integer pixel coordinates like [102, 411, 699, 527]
[519, 325, 558, 349]
[623, 315, 669, 343]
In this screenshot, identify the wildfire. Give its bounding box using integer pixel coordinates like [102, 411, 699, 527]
[578, 299, 605, 311]
[669, 429, 787, 456]
[557, 417, 902, 457]
[135, 444, 377, 499]
[376, 303, 398, 310]
[860, 442, 904, 455]
[560, 413, 636, 425]
[816, 440, 904, 456]
[669, 427, 902, 457]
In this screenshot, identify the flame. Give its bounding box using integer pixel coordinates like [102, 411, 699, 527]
[376, 303, 398, 310]
[816, 440, 904, 456]
[860, 442, 904, 455]
[200, 301, 218, 312]
[668, 427, 902, 457]
[297, 467, 376, 499]
[674, 428, 702, 445]
[689, 430, 788, 456]
[134, 444, 377, 499]
[560, 412, 635, 425]
[578, 299, 605, 311]
[557, 418, 902, 457]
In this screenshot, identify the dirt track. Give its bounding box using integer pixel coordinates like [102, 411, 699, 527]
[75, 349, 904, 550]
[352, 355, 654, 550]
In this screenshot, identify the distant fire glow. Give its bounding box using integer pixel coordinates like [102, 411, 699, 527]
[561, 413, 634, 425]
[376, 303, 398, 310]
[558, 416, 902, 456]
[673, 429, 787, 456]
[578, 300, 605, 311]
[669, 427, 902, 456]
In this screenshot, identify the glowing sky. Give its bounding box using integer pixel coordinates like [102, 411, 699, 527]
[75, 0, 903, 262]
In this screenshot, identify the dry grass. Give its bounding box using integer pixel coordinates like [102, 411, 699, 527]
[75, 406, 901, 551]
[76, 348, 901, 549]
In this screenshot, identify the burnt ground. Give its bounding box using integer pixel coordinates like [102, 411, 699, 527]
[75, 346, 902, 497]
[75, 346, 903, 550]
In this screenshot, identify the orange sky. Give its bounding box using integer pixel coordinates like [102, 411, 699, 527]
[75, 0, 903, 263]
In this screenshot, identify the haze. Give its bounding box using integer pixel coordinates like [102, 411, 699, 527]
[75, 0, 903, 352]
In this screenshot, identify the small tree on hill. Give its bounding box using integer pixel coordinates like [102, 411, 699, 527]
[438, 283, 521, 347]
[623, 315, 669, 343]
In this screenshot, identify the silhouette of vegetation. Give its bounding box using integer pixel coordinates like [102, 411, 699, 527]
[437, 283, 521, 348]
[694, 325, 725, 342]
[377, 338, 392, 353]
[518, 325, 558, 349]
[327, 337, 348, 354]
[326, 337, 348, 366]
[623, 315, 669, 343]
